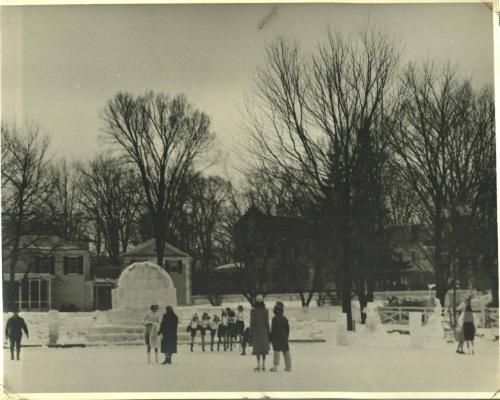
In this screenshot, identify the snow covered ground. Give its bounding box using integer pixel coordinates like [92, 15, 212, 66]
[3, 322, 499, 396]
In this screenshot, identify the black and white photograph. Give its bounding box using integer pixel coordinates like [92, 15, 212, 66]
[1, 1, 499, 397]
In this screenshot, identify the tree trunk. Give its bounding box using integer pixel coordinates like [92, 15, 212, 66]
[489, 260, 499, 307]
[435, 282, 447, 309]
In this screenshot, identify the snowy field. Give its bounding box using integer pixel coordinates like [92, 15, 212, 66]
[3, 322, 499, 396]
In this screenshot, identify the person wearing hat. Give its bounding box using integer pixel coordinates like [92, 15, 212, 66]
[250, 294, 270, 371]
[270, 301, 291, 372]
[5, 308, 29, 361]
[143, 304, 161, 362]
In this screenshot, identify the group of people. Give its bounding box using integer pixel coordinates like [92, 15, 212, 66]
[143, 305, 179, 364]
[142, 295, 292, 372]
[186, 305, 248, 353]
[454, 302, 476, 355]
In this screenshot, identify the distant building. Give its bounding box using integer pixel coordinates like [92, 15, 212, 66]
[2, 235, 193, 311]
[123, 239, 192, 305]
[379, 225, 435, 290]
[2, 236, 93, 311]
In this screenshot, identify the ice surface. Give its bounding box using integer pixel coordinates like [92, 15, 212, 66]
[3, 322, 498, 394]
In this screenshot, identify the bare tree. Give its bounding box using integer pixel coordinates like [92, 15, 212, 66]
[246, 27, 401, 329]
[390, 63, 495, 306]
[78, 155, 143, 267]
[1, 122, 53, 307]
[101, 92, 214, 267]
[48, 159, 87, 242]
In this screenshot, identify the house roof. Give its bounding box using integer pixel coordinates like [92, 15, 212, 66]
[17, 235, 89, 251]
[124, 238, 191, 258]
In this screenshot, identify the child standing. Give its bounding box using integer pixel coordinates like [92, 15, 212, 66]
[270, 301, 291, 372]
[187, 313, 200, 352]
[227, 308, 237, 351]
[455, 310, 465, 354]
[241, 327, 252, 355]
[208, 314, 219, 352]
[143, 304, 161, 362]
[200, 312, 210, 352]
[236, 305, 245, 351]
[217, 309, 228, 351]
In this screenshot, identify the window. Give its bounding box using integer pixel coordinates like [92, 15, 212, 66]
[63, 256, 84, 274]
[164, 259, 183, 273]
[36, 256, 55, 274]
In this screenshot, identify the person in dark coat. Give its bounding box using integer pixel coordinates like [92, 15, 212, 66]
[270, 301, 291, 371]
[240, 327, 252, 356]
[462, 302, 476, 355]
[5, 309, 29, 361]
[250, 295, 270, 371]
[158, 305, 178, 364]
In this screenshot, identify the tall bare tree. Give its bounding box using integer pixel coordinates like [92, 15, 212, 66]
[390, 63, 495, 306]
[78, 155, 143, 267]
[246, 28, 401, 329]
[1, 122, 53, 307]
[101, 92, 214, 267]
[48, 159, 87, 242]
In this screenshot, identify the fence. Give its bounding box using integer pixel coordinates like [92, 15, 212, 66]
[377, 306, 499, 328]
[378, 306, 435, 325]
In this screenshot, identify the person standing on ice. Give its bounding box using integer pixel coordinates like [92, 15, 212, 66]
[208, 314, 219, 351]
[236, 305, 245, 351]
[159, 305, 178, 364]
[462, 302, 476, 355]
[199, 312, 210, 352]
[143, 304, 161, 362]
[227, 308, 237, 351]
[269, 301, 292, 371]
[187, 313, 200, 352]
[217, 309, 228, 351]
[455, 309, 465, 354]
[4, 309, 29, 361]
[250, 295, 270, 371]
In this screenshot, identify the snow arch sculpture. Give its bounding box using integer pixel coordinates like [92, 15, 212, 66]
[112, 261, 177, 310]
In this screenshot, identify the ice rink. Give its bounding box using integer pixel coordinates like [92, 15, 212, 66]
[3, 322, 499, 396]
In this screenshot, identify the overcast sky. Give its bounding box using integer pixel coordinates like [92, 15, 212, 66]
[1, 3, 495, 177]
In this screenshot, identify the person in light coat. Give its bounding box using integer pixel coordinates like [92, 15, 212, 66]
[143, 304, 161, 362]
[250, 295, 270, 371]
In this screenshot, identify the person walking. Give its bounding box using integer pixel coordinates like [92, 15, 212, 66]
[159, 305, 178, 364]
[250, 295, 270, 371]
[143, 304, 161, 362]
[270, 301, 292, 371]
[208, 314, 219, 352]
[4, 309, 29, 361]
[187, 313, 200, 352]
[463, 302, 476, 355]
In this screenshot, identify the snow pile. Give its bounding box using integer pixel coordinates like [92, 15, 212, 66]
[289, 319, 324, 341]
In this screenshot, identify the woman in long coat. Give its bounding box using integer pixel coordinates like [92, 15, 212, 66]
[250, 295, 270, 371]
[159, 305, 178, 364]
